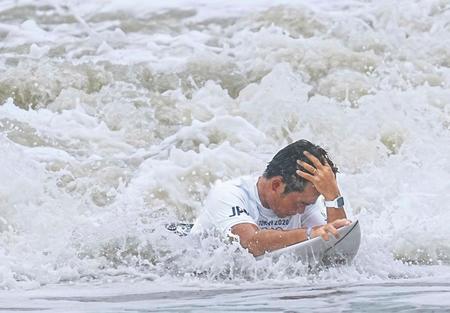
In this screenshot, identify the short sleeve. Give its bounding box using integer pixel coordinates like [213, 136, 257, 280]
[203, 183, 257, 236]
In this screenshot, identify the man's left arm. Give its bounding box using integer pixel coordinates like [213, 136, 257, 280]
[296, 151, 347, 223]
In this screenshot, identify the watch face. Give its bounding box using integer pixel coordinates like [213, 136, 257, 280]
[337, 197, 345, 208]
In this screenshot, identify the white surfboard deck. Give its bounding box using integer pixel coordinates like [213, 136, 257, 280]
[256, 220, 361, 266]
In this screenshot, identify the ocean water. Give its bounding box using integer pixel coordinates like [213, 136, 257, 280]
[0, 0, 450, 312]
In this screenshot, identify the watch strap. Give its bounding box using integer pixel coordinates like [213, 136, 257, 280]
[324, 196, 345, 208]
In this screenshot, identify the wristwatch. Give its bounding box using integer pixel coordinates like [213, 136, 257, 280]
[324, 196, 345, 208]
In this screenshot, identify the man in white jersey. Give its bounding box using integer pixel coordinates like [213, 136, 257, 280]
[191, 140, 351, 256]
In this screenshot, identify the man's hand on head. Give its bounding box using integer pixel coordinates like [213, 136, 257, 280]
[295, 151, 341, 201]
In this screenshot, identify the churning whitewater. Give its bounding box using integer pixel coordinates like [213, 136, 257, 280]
[0, 0, 449, 308]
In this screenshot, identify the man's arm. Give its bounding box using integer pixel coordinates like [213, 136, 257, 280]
[232, 219, 350, 257]
[231, 223, 308, 256]
[326, 203, 346, 223]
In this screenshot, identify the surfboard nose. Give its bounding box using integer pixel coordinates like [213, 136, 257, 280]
[322, 220, 361, 266]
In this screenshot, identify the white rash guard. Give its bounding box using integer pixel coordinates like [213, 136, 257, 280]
[191, 176, 330, 237]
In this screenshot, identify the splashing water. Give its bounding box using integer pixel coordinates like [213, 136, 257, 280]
[0, 0, 450, 311]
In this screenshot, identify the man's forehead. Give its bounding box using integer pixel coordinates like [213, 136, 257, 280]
[287, 189, 319, 203]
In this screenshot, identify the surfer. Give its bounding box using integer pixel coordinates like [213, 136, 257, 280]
[191, 140, 352, 256]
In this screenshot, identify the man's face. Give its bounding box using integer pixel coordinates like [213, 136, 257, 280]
[270, 182, 320, 218]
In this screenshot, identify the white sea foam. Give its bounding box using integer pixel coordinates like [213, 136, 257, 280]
[0, 0, 449, 291]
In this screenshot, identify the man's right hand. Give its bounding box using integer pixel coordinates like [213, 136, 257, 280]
[310, 218, 351, 241]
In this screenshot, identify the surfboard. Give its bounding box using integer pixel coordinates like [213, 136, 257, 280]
[256, 220, 361, 266]
[166, 220, 361, 266]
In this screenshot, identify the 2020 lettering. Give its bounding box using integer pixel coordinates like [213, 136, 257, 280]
[258, 219, 289, 228]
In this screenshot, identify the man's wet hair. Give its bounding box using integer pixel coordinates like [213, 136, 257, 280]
[263, 139, 338, 194]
